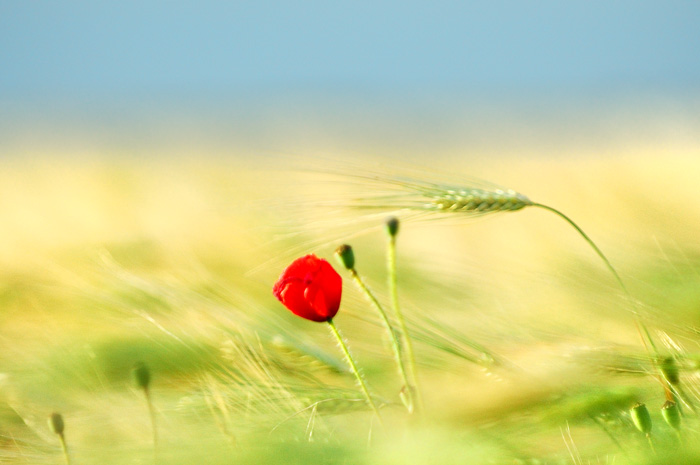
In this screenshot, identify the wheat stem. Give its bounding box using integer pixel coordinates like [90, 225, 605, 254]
[531, 203, 659, 354]
[531, 203, 625, 292]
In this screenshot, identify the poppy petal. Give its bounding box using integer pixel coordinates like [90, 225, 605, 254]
[273, 254, 342, 322]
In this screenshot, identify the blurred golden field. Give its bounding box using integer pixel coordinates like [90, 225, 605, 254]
[2, 139, 700, 464]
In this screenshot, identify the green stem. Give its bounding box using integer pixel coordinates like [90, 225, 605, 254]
[59, 433, 71, 465]
[326, 319, 383, 424]
[531, 203, 658, 354]
[532, 203, 625, 291]
[350, 268, 414, 413]
[589, 415, 626, 455]
[144, 386, 158, 450]
[387, 234, 422, 413]
[672, 383, 696, 413]
[646, 433, 656, 454]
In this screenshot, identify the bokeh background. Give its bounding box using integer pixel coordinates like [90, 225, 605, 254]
[2, 3, 700, 464]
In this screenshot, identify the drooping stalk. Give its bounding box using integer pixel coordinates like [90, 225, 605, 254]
[531, 202, 700, 417]
[531, 203, 659, 353]
[531, 204, 626, 294]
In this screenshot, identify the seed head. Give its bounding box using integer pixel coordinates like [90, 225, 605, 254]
[428, 188, 532, 213]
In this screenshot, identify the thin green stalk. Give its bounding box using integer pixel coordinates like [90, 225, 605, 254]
[532, 203, 658, 354]
[590, 415, 626, 455]
[646, 434, 656, 454]
[58, 433, 70, 465]
[144, 386, 158, 451]
[532, 203, 695, 416]
[326, 318, 383, 424]
[387, 232, 422, 412]
[532, 203, 694, 417]
[532, 203, 625, 292]
[672, 383, 696, 413]
[349, 268, 415, 414]
[132, 362, 158, 457]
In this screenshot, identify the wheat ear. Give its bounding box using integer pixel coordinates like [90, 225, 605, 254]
[366, 177, 658, 355]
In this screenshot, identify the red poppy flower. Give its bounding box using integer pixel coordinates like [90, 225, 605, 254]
[273, 254, 342, 322]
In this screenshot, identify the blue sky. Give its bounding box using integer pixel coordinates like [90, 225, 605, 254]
[2, 1, 699, 157]
[2, 1, 699, 101]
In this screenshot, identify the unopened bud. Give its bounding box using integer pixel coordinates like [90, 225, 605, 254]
[661, 400, 681, 431]
[630, 403, 652, 435]
[132, 362, 151, 390]
[385, 217, 399, 237]
[660, 357, 680, 386]
[335, 244, 355, 270]
[48, 412, 64, 435]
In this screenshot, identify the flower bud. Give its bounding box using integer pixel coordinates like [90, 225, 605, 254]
[661, 400, 681, 431]
[48, 412, 64, 435]
[660, 357, 680, 386]
[385, 217, 399, 237]
[132, 362, 151, 390]
[630, 403, 652, 435]
[335, 244, 355, 270]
